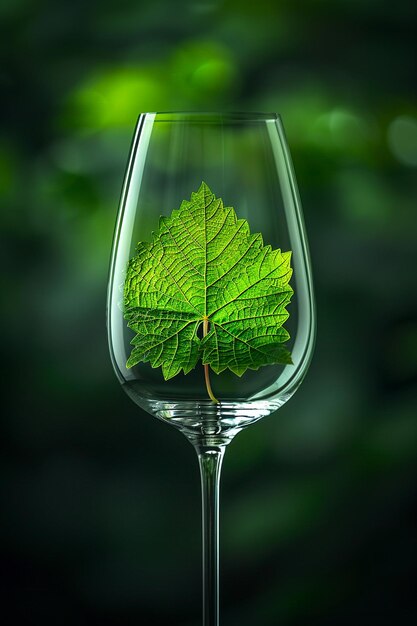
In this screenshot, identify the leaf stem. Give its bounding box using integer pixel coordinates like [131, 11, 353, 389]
[203, 317, 219, 404]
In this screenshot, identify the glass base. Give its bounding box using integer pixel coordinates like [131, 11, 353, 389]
[123, 382, 288, 446]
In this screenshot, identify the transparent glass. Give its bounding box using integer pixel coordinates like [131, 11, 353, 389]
[107, 112, 316, 625]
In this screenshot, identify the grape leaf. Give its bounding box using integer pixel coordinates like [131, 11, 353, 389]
[124, 182, 293, 398]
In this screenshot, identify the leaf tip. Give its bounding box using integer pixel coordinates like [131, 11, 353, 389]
[125, 357, 135, 369]
[199, 181, 215, 199]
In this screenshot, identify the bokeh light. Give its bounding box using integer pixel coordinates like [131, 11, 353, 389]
[387, 115, 417, 167]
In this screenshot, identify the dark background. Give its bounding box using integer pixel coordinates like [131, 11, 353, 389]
[1, 0, 416, 624]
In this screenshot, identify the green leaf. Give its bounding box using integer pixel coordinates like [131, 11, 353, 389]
[124, 182, 293, 394]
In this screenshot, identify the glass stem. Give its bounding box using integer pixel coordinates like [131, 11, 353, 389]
[196, 445, 225, 626]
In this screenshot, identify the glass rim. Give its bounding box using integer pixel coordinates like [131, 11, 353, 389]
[141, 111, 279, 122]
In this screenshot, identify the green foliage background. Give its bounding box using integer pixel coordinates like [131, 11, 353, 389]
[1, 1, 416, 624]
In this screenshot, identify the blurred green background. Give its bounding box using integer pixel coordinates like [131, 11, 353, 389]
[1, 0, 416, 624]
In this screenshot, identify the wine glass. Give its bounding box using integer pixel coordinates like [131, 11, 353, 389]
[107, 112, 316, 626]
